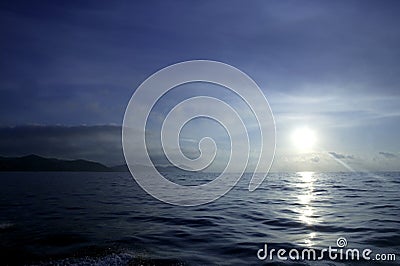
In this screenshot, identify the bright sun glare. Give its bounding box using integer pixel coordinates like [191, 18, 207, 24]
[291, 127, 316, 151]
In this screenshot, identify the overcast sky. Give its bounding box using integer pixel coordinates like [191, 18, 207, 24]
[1, 0, 399, 171]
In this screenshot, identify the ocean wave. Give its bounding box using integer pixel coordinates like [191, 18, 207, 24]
[0, 222, 14, 230]
[30, 252, 185, 266]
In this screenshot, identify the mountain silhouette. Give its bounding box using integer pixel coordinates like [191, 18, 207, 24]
[0, 154, 114, 172]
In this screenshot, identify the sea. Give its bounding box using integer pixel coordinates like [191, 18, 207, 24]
[0, 172, 399, 265]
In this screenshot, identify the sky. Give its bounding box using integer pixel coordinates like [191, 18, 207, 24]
[0, 0, 399, 171]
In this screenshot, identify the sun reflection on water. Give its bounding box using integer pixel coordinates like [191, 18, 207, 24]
[296, 171, 318, 247]
[304, 232, 317, 247]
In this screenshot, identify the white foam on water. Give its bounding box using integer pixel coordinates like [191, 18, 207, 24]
[0, 222, 14, 230]
[32, 253, 136, 266]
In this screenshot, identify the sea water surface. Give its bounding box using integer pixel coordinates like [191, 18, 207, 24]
[0, 172, 399, 265]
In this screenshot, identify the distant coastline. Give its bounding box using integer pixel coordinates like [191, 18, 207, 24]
[0, 154, 129, 172]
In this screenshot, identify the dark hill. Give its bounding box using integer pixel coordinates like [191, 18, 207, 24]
[0, 154, 112, 172]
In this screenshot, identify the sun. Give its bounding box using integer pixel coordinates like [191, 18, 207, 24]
[291, 127, 316, 151]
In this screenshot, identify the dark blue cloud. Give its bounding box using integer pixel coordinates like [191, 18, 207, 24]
[1, 0, 400, 126]
[379, 151, 397, 159]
